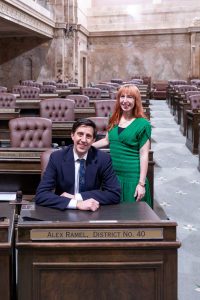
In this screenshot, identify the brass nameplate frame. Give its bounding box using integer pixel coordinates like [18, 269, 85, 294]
[30, 228, 163, 241]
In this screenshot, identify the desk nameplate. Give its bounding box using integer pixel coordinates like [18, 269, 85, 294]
[30, 228, 163, 241]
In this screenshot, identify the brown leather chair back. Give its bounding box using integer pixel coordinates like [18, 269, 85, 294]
[9, 117, 52, 148]
[87, 117, 108, 136]
[67, 95, 89, 108]
[40, 85, 57, 94]
[40, 148, 58, 177]
[20, 87, 40, 99]
[189, 95, 200, 111]
[94, 100, 116, 117]
[82, 88, 101, 99]
[185, 91, 200, 102]
[56, 83, 68, 89]
[43, 80, 56, 86]
[0, 93, 16, 108]
[0, 86, 8, 93]
[40, 98, 75, 122]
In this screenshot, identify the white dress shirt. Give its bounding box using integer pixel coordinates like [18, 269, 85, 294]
[67, 149, 88, 209]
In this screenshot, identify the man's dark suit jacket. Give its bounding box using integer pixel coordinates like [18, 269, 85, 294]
[35, 145, 121, 210]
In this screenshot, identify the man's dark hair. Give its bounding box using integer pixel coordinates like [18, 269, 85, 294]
[71, 118, 97, 138]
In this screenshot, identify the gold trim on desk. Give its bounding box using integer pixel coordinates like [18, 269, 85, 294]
[30, 228, 163, 241]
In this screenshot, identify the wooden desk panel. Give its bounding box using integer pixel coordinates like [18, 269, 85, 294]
[0, 203, 15, 300]
[186, 110, 200, 154]
[16, 202, 180, 300]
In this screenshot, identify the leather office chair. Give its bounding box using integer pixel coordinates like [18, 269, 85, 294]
[21, 80, 34, 86]
[0, 86, 8, 93]
[40, 148, 57, 177]
[151, 82, 168, 100]
[94, 100, 116, 117]
[87, 117, 108, 140]
[189, 95, 200, 112]
[40, 85, 57, 94]
[0, 93, 16, 108]
[67, 95, 89, 108]
[9, 117, 52, 148]
[82, 87, 101, 99]
[185, 91, 200, 102]
[56, 83, 68, 89]
[43, 80, 56, 86]
[12, 85, 26, 94]
[20, 87, 40, 99]
[40, 98, 75, 122]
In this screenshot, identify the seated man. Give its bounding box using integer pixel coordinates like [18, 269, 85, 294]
[35, 118, 121, 211]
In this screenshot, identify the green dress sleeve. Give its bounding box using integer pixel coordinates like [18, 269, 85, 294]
[138, 120, 152, 149]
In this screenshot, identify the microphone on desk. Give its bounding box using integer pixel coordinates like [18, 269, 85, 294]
[15, 190, 23, 215]
[16, 190, 23, 203]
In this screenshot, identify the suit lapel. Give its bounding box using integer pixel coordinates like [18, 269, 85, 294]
[62, 146, 75, 193]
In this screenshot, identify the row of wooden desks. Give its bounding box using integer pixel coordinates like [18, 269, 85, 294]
[0, 201, 180, 300]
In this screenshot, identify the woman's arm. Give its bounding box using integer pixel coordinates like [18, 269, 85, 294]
[92, 132, 109, 148]
[134, 139, 150, 201]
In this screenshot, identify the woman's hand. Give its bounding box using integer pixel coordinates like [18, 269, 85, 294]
[134, 184, 145, 201]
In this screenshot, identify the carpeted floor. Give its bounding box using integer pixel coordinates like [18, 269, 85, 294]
[150, 100, 200, 300]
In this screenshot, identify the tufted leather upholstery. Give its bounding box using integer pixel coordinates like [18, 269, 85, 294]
[40, 148, 58, 177]
[177, 85, 197, 93]
[43, 81, 56, 86]
[20, 87, 40, 99]
[0, 86, 8, 93]
[12, 85, 26, 94]
[68, 82, 78, 87]
[9, 117, 52, 148]
[40, 98, 75, 122]
[87, 117, 108, 136]
[21, 80, 34, 86]
[40, 85, 57, 94]
[168, 80, 187, 87]
[67, 95, 89, 108]
[152, 82, 169, 99]
[185, 91, 200, 102]
[189, 95, 200, 111]
[94, 100, 116, 117]
[56, 83, 68, 89]
[82, 87, 101, 99]
[0, 93, 16, 108]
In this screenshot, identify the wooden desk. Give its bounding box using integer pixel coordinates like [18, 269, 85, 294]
[16, 202, 180, 300]
[0, 149, 154, 202]
[0, 202, 15, 300]
[179, 101, 191, 136]
[185, 110, 200, 154]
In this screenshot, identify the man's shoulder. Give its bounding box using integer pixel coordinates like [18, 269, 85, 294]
[51, 145, 72, 158]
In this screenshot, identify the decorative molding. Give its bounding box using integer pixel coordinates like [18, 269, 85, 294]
[0, 1, 55, 37]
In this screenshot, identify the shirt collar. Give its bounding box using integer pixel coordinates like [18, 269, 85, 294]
[73, 149, 88, 161]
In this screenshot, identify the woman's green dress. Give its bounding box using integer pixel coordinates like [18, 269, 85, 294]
[108, 118, 152, 207]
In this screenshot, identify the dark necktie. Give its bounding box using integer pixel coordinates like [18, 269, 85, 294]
[78, 159, 86, 192]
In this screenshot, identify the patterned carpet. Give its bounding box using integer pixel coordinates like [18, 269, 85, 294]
[150, 100, 200, 300]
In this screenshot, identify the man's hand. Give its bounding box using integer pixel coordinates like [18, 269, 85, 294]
[76, 199, 100, 211]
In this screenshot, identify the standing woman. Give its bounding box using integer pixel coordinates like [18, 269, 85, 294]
[92, 84, 152, 207]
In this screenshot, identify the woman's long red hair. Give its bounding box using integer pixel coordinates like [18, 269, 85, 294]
[108, 84, 146, 130]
